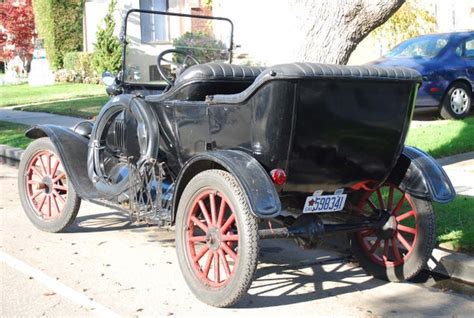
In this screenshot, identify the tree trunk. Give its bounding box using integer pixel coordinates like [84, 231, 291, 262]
[290, 0, 405, 64]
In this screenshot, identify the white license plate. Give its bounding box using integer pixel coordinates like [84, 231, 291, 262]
[303, 194, 347, 213]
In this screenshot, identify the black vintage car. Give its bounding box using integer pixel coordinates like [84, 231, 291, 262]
[18, 10, 455, 307]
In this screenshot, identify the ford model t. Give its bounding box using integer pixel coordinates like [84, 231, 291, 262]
[18, 10, 455, 307]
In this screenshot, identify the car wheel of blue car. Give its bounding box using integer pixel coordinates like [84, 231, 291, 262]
[440, 82, 471, 120]
[175, 169, 259, 308]
[350, 184, 436, 282]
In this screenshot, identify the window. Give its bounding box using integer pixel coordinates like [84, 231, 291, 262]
[139, 0, 168, 43]
[463, 39, 474, 58]
[386, 35, 449, 58]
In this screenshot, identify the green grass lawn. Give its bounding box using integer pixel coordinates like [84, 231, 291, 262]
[0, 83, 106, 107]
[17, 95, 109, 119]
[434, 195, 474, 252]
[0, 121, 31, 149]
[406, 117, 474, 158]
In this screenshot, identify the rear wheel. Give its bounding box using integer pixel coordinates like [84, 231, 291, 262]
[175, 169, 259, 307]
[350, 184, 435, 281]
[18, 138, 81, 232]
[440, 82, 471, 119]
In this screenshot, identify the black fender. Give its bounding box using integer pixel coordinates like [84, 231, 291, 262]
[389, 146, 455, 203]
[25, 125, 101, 200]
[172, 150, 281, 222]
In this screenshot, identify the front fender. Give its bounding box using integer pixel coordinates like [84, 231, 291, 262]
[25, 125, 101, 200]
[389, 146, 455, 203]
[172, 150, 281, 222]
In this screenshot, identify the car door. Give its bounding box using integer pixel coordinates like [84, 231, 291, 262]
[461, 37, 474, 91]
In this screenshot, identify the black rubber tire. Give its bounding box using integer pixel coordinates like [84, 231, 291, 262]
[175, 169, 259, 308]
[350, 196, 436, 282]
[18, 137, 81, 233]
[440, 82, 472, 120]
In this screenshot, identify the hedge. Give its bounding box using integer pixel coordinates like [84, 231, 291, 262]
[33, 0, 83, 69]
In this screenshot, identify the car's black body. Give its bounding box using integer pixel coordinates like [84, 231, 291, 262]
[19, 10, 456, 307]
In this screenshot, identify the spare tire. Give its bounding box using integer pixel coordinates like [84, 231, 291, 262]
[87, 95, 160, 199]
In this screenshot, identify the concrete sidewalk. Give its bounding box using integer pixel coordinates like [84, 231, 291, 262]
[0, 108, 82, 128]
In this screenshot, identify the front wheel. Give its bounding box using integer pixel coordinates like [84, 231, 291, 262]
[175, 169, 259, 307]
[350, 184, 436, 282]
[18, 138, 81, 232]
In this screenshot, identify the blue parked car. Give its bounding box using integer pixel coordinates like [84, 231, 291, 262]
[370, 31, 474, 119]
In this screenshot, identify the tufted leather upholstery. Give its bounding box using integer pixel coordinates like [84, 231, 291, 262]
[209, 62, 421, 104]
[175, 62, 266, 86]
[260, 62, 421, 81]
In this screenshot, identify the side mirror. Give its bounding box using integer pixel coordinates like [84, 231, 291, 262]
[102, 71, 115, 86]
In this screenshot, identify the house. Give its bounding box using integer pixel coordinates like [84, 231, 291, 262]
[83, 0, 215, 82]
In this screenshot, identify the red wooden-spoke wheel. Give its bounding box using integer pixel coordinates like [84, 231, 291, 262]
[25, 150, 68, 220]
[356, 184, 418, 267]
[186, 190, 239, 287]
[18, 138, 81, 233]
[351, 182, 435, 282]
[176, 169, 258, 307]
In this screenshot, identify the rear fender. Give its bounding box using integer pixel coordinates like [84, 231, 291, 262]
[172, 150, 281, 222]
[25, 125, 101, 200]
[389, 146, 455, 203]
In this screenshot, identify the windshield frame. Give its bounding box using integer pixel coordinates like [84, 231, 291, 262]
[120, 9, 234, 85]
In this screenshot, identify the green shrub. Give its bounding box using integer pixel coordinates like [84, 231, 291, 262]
[54, 68, 100, 84]
[57, 51, 99, 84]
[92, 0, 122, 75]
[63, 52, 95, 77]
[172, 32, 227, 63]
[33, 0, 83, 69]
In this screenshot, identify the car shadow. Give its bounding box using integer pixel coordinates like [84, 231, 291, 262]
[234, 241, 386, 309]
[66, 211, 150, 233]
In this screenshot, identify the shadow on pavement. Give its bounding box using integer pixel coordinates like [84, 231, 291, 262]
[233, 239, 385, 309]
[67, 211, 149, 233]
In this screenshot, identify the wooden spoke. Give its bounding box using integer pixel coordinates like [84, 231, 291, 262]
[398, 224, 417, 235]
[189, 235, 207, 242]
[217, 196, 226, 227]
[221, 241, 238, 261]
[387, 186, 394, 210]
[392, 238, 402, 261]
[376, 188, 385, 210]
[193, 245, 209, 263]
[203, 252, 214, 278]
[191, 216, 208, 233]
[396, 210, 416, 222]
[218, 249, 231, 277]
[209, 193, 217, 225]
[392, 195, 406, 216]
[198, 200, 212, 226]
[369, 238, 381, 253]
[397, 232, 412, 251]
[213, 252, 220, 283]
[382, 239, 389, 262]
[52, 190, 65, 203]
[220, 214, 236, 234]
[221, 234, 239, 242]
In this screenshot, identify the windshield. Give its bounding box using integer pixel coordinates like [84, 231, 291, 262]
[385, 35, 449, 58]
[123, 10, 233, 85]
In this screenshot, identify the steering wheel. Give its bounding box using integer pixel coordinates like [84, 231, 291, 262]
[157, 49, 200, 86]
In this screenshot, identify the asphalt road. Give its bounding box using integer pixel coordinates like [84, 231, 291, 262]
[1, 163, 473, 317]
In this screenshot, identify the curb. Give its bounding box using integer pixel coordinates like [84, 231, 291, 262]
[428, 247, 474, 283]
[438, 151, 474, 166]
[0, 143, 473, 284]
[320, 235, 474, 284]
[0, 144, 24, 161]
